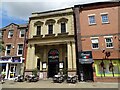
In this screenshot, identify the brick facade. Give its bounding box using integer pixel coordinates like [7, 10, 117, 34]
[74, 2, 120, 82]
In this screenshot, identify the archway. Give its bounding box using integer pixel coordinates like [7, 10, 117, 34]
[48, 49, 59, 77]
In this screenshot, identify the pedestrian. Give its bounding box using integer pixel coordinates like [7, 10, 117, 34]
[1, 70, 6, 84]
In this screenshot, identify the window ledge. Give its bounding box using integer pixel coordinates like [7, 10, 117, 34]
[17, 54, 22, 56]
[102, 22, 110, 24]
[58, 32, 68, 36]
[92, 48, 99, 50]
[33, 35, 43, 38]
[106, 47, 114, 49]
[45, 34, 55, 37]
[89, 23, 97, 26]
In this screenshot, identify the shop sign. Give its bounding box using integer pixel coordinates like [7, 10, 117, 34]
[0, 57, 11, 63]
[48, 49, 59, 63]
[79, 51, 93, 64]
[12, 57, 21, 63]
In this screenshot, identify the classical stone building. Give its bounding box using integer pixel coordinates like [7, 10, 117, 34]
[74, 2, 120, 82]
[25, 8, 76, 78]
[0, 23, 28, 80]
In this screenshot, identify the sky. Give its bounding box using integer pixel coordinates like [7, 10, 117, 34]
[0, 0, 116, 28]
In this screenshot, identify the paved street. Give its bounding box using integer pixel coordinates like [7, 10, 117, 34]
[1, 79, 119, 88]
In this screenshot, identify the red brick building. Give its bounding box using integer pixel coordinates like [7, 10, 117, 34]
[0, 23, 28, 80]
[74, 2, 120, 82]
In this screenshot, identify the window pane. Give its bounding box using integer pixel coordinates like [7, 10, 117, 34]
[61, 23, 66, 33]
[20, 30, 25, 37]
[91, 39, 99, 49]
[37, 26, 41, 35]
[48, 25, 53, 34]
[105, 38, 113, 48]
[6, 45, 11, 55]
[101, 14, 108, 23]
[8, 30, 13, 38]
[89, 16, 95, 24]
[18, 44, 23, 55]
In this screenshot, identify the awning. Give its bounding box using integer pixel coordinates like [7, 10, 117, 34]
[79, 59, 94, 64]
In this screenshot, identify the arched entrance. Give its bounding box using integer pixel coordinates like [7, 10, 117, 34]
[48, 49, 59, 77]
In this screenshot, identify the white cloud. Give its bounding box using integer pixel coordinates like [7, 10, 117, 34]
[1, 0, 114, 21]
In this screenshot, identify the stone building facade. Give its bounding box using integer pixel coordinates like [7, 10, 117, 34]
[25, 8, 76, 78]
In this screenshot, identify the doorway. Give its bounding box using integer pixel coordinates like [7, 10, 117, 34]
[80, 64, 93, 81]
[48, 49, 59, 78]
[48, 63, 59, 77]
[8, 64, 17, 79]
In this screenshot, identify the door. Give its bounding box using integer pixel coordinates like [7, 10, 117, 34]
[9, 64, 17, 79]
[48, 49, 59, 78]
[82, 64, 93, 81]
[48, 63, 59, 77]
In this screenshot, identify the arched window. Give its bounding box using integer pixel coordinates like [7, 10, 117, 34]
[45, 19, 56, 25]
[34, 21, 44, 35]
[45, 19, 56, 34]
[57, 18, 68, 33]
[34, 21, 44, 26]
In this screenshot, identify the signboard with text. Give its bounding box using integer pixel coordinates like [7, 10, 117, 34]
[78, 51, 93, 64]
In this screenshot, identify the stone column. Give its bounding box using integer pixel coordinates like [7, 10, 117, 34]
[43, 46, 47, 62]
[67, 42, 76, 75]
[26, 44, 35, 70]
[67, 42, 72, 73]
[72, 42, 76, 70]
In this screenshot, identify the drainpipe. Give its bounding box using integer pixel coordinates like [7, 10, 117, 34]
[22, 26, 28, 76]
[73, 6, 82, 81]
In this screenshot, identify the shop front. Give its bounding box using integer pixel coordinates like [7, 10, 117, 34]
[78, 51, 94, 81]
[0, 56, 23, 80]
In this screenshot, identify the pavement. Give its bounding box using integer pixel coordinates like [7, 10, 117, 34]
[0, 79, 119, 89]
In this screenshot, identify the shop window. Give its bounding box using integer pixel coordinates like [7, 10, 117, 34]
[8, 30, 13, 38]
[91, 38, 99, 49]
[17, 44, 23, 56]
[96, 60, 119, 77]
[61, 22, 66, 33]
[113, 65, 120, 74]
[19, 29, 25, 38]
[36, 26, 41, 35]
[105, 37, 113, 48]
[98, 61, 107, 75]
[48, 24, 53, 34]
[101, 14, 109, 24]
[5, 44, 11, 56]
[88, 15, 96, 25]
